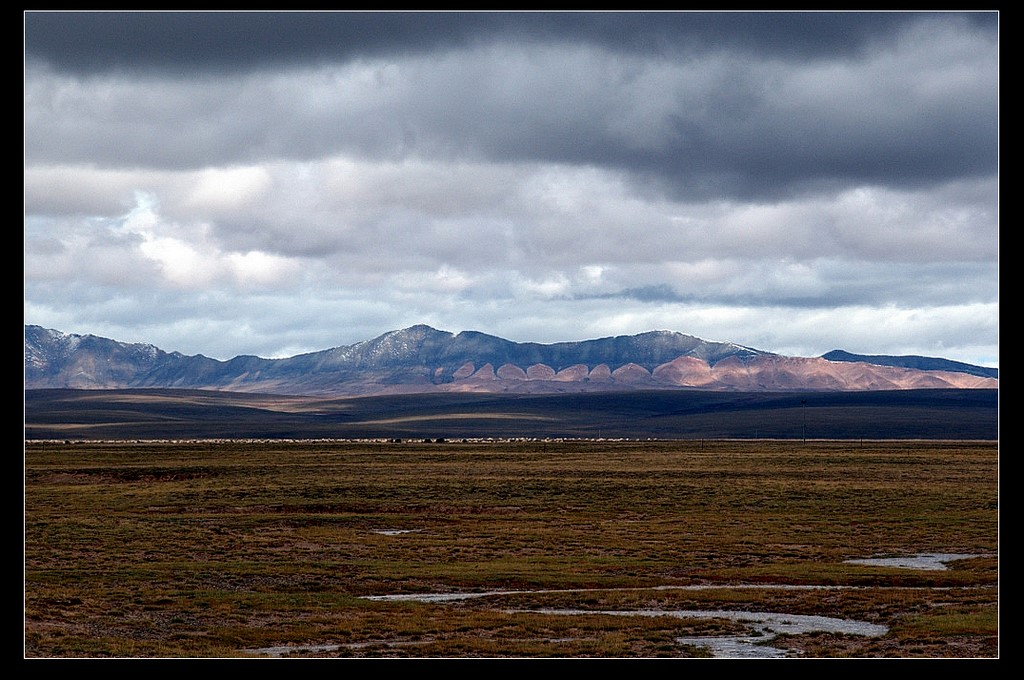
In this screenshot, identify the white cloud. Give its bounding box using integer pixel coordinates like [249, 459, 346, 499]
[226, 250, 301, 288]
[183, 166, 272, 213]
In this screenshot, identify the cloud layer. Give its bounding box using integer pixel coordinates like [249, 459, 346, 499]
[24, 11, 998, 365]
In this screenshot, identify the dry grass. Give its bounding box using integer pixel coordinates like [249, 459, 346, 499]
[24, 439, 998, 658]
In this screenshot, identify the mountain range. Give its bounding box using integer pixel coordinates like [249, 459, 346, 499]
[24, 324, 998, 397]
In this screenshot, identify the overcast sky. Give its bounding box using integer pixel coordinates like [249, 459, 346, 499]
[24, 11, 999, 366]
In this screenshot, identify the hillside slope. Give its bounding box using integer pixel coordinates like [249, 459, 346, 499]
[25, 324, 997, 396]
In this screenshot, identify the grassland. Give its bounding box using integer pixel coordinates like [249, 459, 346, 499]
[24, 438, 998, 658]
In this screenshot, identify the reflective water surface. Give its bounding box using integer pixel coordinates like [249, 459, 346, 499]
[246, 553, 987, 657]
[509, 607, 888, 658]
[843, 553, 982, 570]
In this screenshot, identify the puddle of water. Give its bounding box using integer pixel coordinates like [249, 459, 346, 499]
[364, 591, 511, 602]
[675, 634, 791, 658]
[511, 608, 887, 659]
[361, 584, 854, 603]
[246, 605, 887, 659]
[844, 553, 982, 571]
[361, 589, 888, 658]
[332, 554, 985, 658]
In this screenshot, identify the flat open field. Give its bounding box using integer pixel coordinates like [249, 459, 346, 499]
[24, 387, 1000, 441]
[24, 439, 998, 658]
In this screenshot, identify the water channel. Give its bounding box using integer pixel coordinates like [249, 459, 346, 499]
[247, 553, 983, 658]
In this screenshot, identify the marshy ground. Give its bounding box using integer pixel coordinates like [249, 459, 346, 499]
[23, 438, 998, 658]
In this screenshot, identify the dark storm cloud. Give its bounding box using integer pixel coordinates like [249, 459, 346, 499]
[25, 11, 997, 200]
[594, 259, 996, 309]
[25, 11, 993, 74]
[24, 11, 495, 75]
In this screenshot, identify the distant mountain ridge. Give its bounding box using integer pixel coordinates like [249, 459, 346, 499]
[24, 324, 998, 396]
[821, 349, 998, 380]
